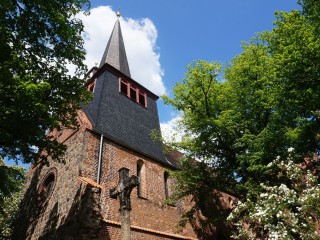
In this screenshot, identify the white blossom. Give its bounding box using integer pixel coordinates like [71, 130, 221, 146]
[288, 147, 294, 152]
[228, 155, 320, 239]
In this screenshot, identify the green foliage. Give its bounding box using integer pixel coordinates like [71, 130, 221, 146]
[0, 160, 25, 199]
[0, 0, 92, 164]
[0, 159, 26, 239]
[0, 191, 25, 240]
[164, 1, 320, 237]
[299, 0, 320, 32]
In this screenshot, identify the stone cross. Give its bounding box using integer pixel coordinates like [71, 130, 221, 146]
[110, 168, 140, 240]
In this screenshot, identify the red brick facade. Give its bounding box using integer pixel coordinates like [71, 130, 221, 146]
[13, 111, 197, 240]
[12, 15, 201, 239]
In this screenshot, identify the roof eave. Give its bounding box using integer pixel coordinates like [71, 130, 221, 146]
[88, 63, 159, 101]
[89, 128, 178, 170]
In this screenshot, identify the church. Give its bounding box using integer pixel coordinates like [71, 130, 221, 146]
[13, 12, 198, 240]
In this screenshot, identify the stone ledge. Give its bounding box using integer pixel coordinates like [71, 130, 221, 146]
[78, 177, 102, 189]
[104, 219, 198, 240]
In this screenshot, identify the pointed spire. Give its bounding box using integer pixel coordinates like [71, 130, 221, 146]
[99, 13, 131, 77]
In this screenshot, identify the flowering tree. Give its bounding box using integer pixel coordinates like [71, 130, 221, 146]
[163, 1, 320, 238]
[228, 149, 320, 239]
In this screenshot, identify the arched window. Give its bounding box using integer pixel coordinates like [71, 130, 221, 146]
[38, 168, 57, 206]
[43, 173, 55, 199]
[137, 160, 146, 198]
[164, 171, 169, 200]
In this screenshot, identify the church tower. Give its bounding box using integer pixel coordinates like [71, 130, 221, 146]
[13, 13, 197, 240]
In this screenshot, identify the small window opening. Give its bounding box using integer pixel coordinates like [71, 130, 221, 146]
[130, 87, 137, 101]
[89, 84, 94, 92]
[137, 160, 146, 198]
[87, 79, 96, 93]
[164, 171, 169, 200]
[137, 163, 142, 197]
[119, 78, 148, 108]
[120, 80, 128, 95]
[138, 92, 146, 107]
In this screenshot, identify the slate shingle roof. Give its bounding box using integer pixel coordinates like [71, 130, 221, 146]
[99, 19, 131, 77]
[83, 18, 178, 169]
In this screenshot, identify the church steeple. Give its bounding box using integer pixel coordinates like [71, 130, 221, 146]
[84, 11, 167, 165]
[99, 12, 131, 77]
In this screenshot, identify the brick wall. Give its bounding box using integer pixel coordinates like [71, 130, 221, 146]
[12, 128, 103, 240]
[13, 111, 197, 240]
[95, 137, 196, 238]
[98, 221, 196, 240]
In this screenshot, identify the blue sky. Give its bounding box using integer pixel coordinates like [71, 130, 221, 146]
[6, 1, 301, 167]
[89, 0, 300, 124]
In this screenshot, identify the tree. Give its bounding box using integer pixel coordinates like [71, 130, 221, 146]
[164, 0, 320, 238]
[228, 149, 320, 239]
[0, 0, 92, 164]
[0, 159, 26, 239]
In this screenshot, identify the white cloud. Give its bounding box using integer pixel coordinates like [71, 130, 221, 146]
[160, 114, 184, 143]
[77, 6, 166, 96]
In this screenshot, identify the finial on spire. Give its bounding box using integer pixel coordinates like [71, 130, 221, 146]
[116, 9, 121, 18]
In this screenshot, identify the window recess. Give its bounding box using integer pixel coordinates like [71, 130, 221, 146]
[119, 78, 147, 108]
[120, 79, 128, 95]
[87, 79, 96, 92]
[130, 86, 137, 102]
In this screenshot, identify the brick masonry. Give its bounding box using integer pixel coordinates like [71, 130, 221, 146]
[12, 111, 198, 240]
[97, 136, 196, 238]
